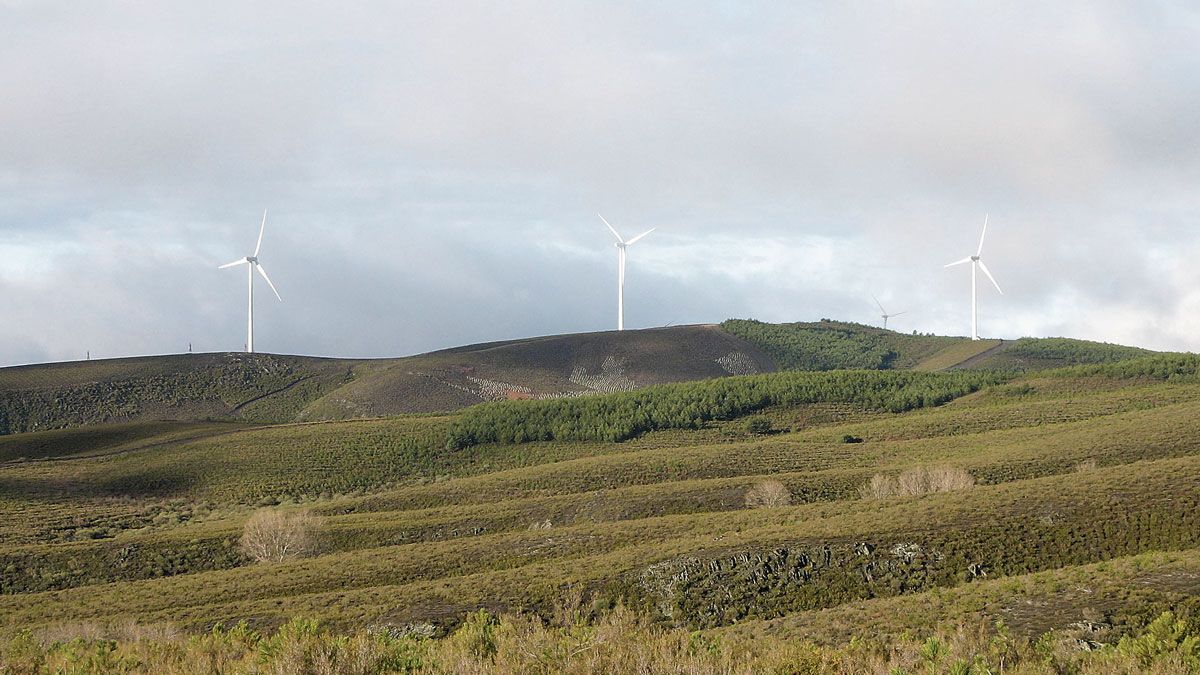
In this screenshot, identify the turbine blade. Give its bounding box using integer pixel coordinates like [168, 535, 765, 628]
[944, 257, 973, 268]
[872, 295, 886, 314]
[256, 264, 282, 301]
[891, 311, 908, 317]
[976, 213, 988, 256]
[978, 259, 1003, 294]
[598, 214, 623, 242]
[218, 258, 249, 269]
[254, 209, 268, 257]
[625, 227, 655, 246]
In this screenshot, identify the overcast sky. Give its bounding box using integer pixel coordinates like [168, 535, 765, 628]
[2, 2, 1199, 366]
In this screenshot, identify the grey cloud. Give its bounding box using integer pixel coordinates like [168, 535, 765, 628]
[2, 1, 1200, 365]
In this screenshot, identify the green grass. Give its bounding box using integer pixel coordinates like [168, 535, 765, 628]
[913, 339, 1002, 370]
[0, 347, 1198, 651]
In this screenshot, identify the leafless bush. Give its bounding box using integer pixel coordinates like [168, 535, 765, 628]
[860, 466, 975, 499]
[858, 473, 895, 499]
[744, 479, 792, 508]
[926, 466, 976, 492]
[896, 468, 929, 496]
[241, 509, 317, 563]
[1075, 458, 1098, 473]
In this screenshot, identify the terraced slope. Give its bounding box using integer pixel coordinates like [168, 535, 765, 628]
[1, 355, 1198, 651]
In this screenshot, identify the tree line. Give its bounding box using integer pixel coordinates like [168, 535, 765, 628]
[446, 369, 1006, 449]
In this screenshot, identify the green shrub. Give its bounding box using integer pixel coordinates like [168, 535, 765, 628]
[745, 417, 773, 435]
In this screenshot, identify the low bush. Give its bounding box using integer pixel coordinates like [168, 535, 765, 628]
[744, 417, 773, 435]
[744, 480, 791, 508]
[240, 509, 317, 564]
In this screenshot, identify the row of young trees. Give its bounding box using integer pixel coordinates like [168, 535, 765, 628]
[446, 369, 1006, 449]
[1053, 353, 1200, 380]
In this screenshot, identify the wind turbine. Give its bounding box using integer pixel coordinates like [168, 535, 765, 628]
[944, 215, 1002, 341]
[872, 296, 907, 330]
[218, 210, 282, 353]
[599, 214, 654, 331]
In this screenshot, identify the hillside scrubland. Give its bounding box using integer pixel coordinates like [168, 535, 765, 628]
[0, 324, 1197, 672]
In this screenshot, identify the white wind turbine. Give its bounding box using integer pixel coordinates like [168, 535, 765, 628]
[599, 214, 655, 331]
[218, 210, 282, 353]
[944, 215, 1003, 341]
[873, 296, 907, 330]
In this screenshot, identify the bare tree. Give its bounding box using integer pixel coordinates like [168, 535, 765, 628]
[241, 509, 317, 563]
[744, 479, 792, 508]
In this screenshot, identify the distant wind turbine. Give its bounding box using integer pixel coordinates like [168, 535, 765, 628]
[873, 296, 907, 330]
[219, 210, 282, 353]
[944, 215, 1003, 341]
[599, 214, 654, 331]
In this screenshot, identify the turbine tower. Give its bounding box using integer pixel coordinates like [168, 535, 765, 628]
[219, 210, 282, 353]
[599, 214, 654, 331]
[873, 296, 907, 330]
[944, 215, 1003, 341]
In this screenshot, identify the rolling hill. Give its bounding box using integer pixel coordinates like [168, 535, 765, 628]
[0, 320, 1164, 436]
[2, 321, 1197, 671]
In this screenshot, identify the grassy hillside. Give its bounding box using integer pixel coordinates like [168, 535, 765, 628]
[723, 319, 1169, 373]
[0, 353, 367, 435]
[297, 324, 777, 420]
[0, 322, 1166, 438]
[0, 325, 777, 435]
[1, 352, 1199, 664]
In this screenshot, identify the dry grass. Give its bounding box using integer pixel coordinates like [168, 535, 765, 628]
[744, 479, 792, 508]
[860, 466, 975, 499]
[241, 509, 317, 563]
[6, 607, 1200, 674]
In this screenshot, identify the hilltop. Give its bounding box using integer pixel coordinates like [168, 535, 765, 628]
[0, 320, 1166, 435]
